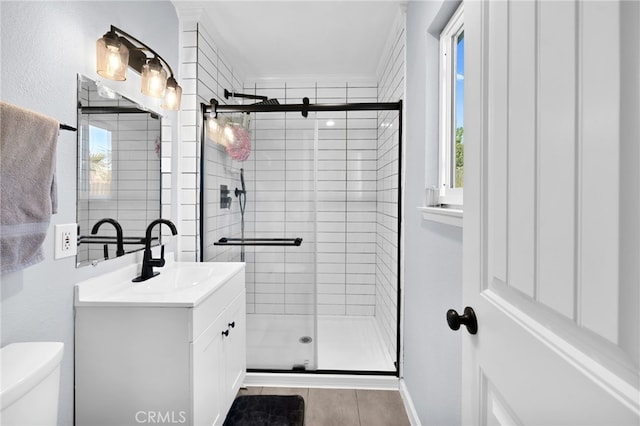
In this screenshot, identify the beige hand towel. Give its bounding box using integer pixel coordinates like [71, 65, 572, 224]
[0, 101, 59, 274]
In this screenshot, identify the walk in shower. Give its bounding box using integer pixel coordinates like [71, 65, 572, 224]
[200, 90, 401, 375]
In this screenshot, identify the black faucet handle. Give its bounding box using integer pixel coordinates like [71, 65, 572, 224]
[149, 245, 166, 267]
[158, 246, 166, 266]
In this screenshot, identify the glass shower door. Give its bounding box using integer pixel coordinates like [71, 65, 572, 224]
[243, 110, 317, 371]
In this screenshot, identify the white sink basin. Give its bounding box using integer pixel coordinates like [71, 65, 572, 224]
[131, 265, 216, 294]
[75, 260, 244, 307]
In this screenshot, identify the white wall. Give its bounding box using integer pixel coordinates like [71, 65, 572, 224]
[403, 1, 463, 425]
[0, 3, 179, 424]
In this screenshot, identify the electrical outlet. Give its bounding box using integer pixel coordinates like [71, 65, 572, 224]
[55, 223, 77, 259]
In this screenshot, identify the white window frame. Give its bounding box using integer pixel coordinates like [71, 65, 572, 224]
[438, 3, 464, 207]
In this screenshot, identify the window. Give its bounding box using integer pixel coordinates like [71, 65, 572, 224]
[438, 3, 464, 206]
[88, 125, 113, 198]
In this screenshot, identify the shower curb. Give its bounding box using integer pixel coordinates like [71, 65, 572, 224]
[243, 372, 399, 390]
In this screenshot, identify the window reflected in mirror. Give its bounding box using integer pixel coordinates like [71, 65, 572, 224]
[87, 125, 113, 197]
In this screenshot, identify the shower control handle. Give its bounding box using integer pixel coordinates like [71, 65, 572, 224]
[222, 329, 229, 337]
[446, 307, 478, 335]
[228, 321, 235, 329]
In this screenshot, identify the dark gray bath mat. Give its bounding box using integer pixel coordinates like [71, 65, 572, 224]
[223, 395, 305, 426]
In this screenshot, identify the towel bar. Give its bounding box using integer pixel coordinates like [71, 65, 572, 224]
[77, 236, 157, 246]
[214, 237, 302, 247]
[59, 123, 77, 131]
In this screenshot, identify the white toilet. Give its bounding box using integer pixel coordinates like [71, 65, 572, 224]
[1, 342, 64, 425]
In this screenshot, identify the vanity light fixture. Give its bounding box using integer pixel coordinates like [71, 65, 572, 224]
[96, 25, 182, 110]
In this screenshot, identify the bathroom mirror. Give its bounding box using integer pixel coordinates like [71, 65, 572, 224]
[76, 75, 162, 267]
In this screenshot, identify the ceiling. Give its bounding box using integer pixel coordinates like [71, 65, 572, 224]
[172, 1, 405, 81]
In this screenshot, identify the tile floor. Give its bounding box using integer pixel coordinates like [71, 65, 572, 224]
[237, 386, 411, 426]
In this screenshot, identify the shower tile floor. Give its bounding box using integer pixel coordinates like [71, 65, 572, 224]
[246, 314, 395, 372]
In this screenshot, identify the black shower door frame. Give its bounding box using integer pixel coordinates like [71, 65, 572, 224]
[199, 98, 403, 377]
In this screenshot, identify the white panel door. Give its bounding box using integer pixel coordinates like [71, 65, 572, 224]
[462, 0, 640, 424]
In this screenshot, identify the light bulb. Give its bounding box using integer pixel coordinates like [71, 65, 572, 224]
[161, 77, 182, 110]
[141, 57, 167, 98]
[96, 30, 129, 81]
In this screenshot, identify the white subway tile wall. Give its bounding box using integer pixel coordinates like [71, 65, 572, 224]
[180, 21, 246, 263]
[375, 14, 405, 364]
[161, 117, 173, 244]
[244, 92, 316, 316]
[178, 20, 199, 261]
[237, 82, 384, 318]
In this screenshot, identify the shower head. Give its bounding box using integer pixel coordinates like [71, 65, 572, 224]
[253, 98, 280, 106]
[235, 168, 246, 197]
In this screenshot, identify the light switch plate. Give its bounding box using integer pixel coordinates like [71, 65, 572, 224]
[54, 223, 77, 259]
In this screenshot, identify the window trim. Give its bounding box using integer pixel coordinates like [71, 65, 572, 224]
[438, 3, 464, 207]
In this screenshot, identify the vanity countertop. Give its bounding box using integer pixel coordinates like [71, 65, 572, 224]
[74, 260, 245, 307]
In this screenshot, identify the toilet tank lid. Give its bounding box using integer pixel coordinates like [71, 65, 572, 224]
[1, 342, 64, 410]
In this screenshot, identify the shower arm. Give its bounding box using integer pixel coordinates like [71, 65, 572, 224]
[224, 89, 268, 102]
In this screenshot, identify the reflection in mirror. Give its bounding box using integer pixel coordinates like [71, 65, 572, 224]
[76, 75, 162, 267]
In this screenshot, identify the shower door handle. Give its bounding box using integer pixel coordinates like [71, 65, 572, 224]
[446, 307, 478, 335]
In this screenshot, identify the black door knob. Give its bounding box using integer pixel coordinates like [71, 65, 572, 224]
[446, 307, 478, 335]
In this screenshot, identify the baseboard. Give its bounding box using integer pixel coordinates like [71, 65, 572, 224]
[399, 379, 421, 426]
[244, 372, 399, 390]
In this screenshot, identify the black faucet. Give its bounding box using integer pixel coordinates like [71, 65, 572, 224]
[91, 218, 125, 257]
[133, 219, 178, 282]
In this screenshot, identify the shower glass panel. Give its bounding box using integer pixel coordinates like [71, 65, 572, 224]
[201, 104, 400, 374]
[315, 110, 398, 372]
[243, 111, 317, 370]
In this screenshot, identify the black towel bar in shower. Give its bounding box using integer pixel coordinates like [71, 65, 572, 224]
[214, 237, 303, 247]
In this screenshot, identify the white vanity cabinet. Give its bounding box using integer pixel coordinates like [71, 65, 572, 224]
[75, 263, 246, 426]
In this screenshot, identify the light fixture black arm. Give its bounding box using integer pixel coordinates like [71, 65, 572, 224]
[109, 25, 175, 77]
